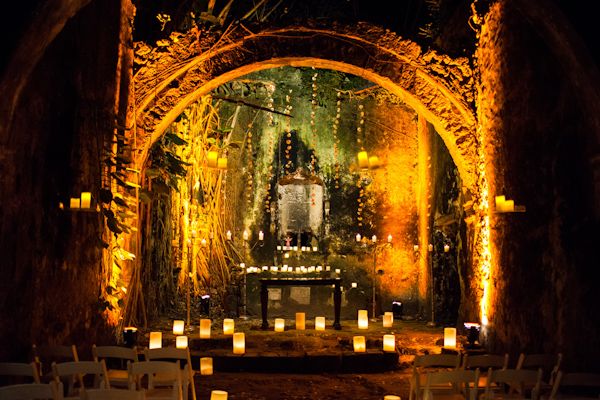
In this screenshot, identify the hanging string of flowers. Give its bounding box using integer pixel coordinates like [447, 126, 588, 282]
[284, 89, 293, 177]
[265, 85, 275, 214]
[357, 103, 365, 226]
[333, 92, 341, 189]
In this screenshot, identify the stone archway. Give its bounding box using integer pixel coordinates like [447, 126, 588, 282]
[133, 21, 478, 191]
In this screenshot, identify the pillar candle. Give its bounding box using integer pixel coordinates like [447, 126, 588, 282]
[207, 152, 218, 168]
[296, 313, 306, 330]
[368, 156, 379, 168]
[372, 235, 377, 243]
[353, 336, 366, 352]
[217, 158, 227, 170]
[383, 335, 396, 352]
[259, 231, 264, 240]
[243, 230, 249, 240]
[274, 318, 285, 332]
[444, 327, 457, 347]
[223, 319, 234, 335]
[382, 314, 393, 328]
[149, 332, 162, 349]
[200, 357, 213, 375]
[176, 336, 188, 349]
[385, 311, 394, 324]
[173, 320, 184, 335]
[80, 192, 91, 208]
[315, 317, 326, 331]
[226, 231, 232, 240]
[233, 332, 245, 354]
[210, 390, 227, 400]
[384, 396, 401, 400]
[358, 151, 369, 169]
[70, 198, 80, 209]
[199, 319, 211, 339]
[358, 310, 369, 330]
[356, 233, 361, 242]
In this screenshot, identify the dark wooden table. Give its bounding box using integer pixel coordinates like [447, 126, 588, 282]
[260, 278, 342, 330]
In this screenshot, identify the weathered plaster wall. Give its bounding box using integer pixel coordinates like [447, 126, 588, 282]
[0, 1, 133, 361]
[477, 0, 600, 369]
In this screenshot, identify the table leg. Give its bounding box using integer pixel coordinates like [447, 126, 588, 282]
[261, 282, 269, 329]
[333, 282, 342, 330]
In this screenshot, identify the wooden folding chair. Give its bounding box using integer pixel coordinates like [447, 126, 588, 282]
[52, 360, 110, 398]
[410, 353, 463, 400]
[85, 388, 146, 400]
[483, 368, 542, 400]
[548, 371, 600, 400]
[0, 381, 63, 400]
[127, 361, 182, 400]
[93, 345, 139, 388]
[0, 362, 40, 386]
[33, 345, 79, 383]
[145, 348, 196, 400]
[423, 369, 480, 400]
[515, 353, 562, 396]
[461, 354, 509, 391]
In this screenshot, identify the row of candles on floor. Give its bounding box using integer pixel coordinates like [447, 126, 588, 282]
[242, 264, 347, 275]
[211, 391, 400, 400]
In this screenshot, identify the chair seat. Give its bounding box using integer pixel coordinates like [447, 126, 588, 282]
[144, 387, 179, 400]
[419, 374, 455, 390]
[107, 369, 130, 386]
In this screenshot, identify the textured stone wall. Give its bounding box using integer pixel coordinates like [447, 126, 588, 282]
[477, 0, 600, 369]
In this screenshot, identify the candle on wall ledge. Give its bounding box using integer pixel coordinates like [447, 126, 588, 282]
[444, 245, 450, 253]
[358, 310, 369, 330]
[383, 334, 396, 352]
[296, 313, 306, 330]
[353, 336, 366, 352]
[233, 332, 245, 354]
[223, 318, 235, 335]
[315, 317, 326, 331]
[200, 319, 211, 339]
[207, 151, 218, 168]
[382, 314, 393, 328]
[70, 198, 80, 209]
[358, 151, 369, 169]
[200, 357, 213, 375]
[176, 336, 188, 349]
[372, 235, 377, 243]
[356, 233, 361, 242]
[80, 192, 91, 209]
[274, 318, 285, 332]
[428, 244, 433, 252]
[217, 157, 227, 170]
[173, 320, 185, 335]
[226, 231, 232, 240]
[388, 235, 392, 243]
[259, 231, 264, 240]
[243, 230, 249, 240]
[149, 332, 162, 349]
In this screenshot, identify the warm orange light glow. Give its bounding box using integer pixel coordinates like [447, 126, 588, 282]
[353, 336, 366, 352]
[233, 332, 245, 354]
[201, 357, 213, 375]
[173, 320, 184, 335]
[274, 318, 285, 332]
[358, 151, 369, 169]
[383, 334, 395, 352]
[358, 310, 369, 329]
[200, 319, 211, 339]
[296, 313, 305, 330]
[149, 332, 162, 349]
[382, 314, 393, 328]
[223, 318, 235, 335]
[176, 336, 188, 348]
[315, 317, 326, 330]
[444, 327, 456, 347]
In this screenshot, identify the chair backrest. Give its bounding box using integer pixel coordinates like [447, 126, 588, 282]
[85, 388, 145, 400]
[93, 346, 139, 363]
[0, 381, 63, 400]
[485, 368, 542, 400]
[413, 354, 462, 372]
[145, 347, 193, 371]
[52, 360, 110, 395]
[127, 360, 182, 398]
[462, 354, 509, 370]
[33, 345, 79, 377]
[516, 353, 562, 383]
[424, 369, 480, 400]
[549, 371, 600, 400]
[0, 362, 41, 385]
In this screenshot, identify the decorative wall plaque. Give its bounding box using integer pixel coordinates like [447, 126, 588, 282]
[290, 286, 311, 305]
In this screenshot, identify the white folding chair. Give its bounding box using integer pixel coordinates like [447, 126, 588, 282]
[515, 353, 562, 397]
[93, 345, 139, 388]
[462, 354, 509, 391]
[145, 348, 196, 400]
[548, 371, 600, 400]
[0, 362, 41, 386]
[33, 345, 79, 383]
[127, 361, 182, 400]
[423, 369, 480, 400]
[484, 368, 542, 400]
[52, 360, 110, 398]
[85, 388, 146, 400]
[410, 353, 463, 400]
[0, 381, 63, 400]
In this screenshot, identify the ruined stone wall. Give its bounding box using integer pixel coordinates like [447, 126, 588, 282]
[477, 0, 600, 369]
[0, 1, 132, 361]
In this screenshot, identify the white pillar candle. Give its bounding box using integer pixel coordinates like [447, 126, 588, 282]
[149, 332, 162, 349]
[325, 266, 331, 271]
[176, 336, 188, 348]
[223, 318, 235, 335]
[173, 320, 185, 335]
[274, 318, 285, 332]
[444, 245, 450, 253]
[388, 235, 392, 243]
[315, 317, 326, 331]
[335, 268, 341, 274]
[259, 231, 264, 240]
[313, 246, 318, 251]
[444, 327, 457, 347]
[200, 357, 213, 375]
[80, 192, 91, 208]
[226, 231, 232, 240]
[210, 390, 227, 400]
[372, 235, 377, 243]
[382, 314, 393, 328]
[70, 198, 80, 209]
[200, 319, 211, 339]
[428, 244, 433, 252]
[353, 336, 366, 352]
[356, 233, 361, 242]
[358, 310, 369, 330]
[296, 313, 306, 330]
[413, 245, 419, 252]
[233, 332, 245, 354]
[243, 230, 249, 240]
[383, 335, 396, 352]
[352, 282, 357, 288]
[385, 311, 394, 323]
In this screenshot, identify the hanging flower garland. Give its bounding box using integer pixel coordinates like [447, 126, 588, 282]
[246, 123, 253, 204]
[357, 104, 365, 226]
[332, 92, 342, 189]
[265, 85, 275, 213]
[284, 89, 293, 177]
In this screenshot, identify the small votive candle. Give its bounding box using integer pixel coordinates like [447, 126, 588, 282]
[274, 318, 285, 332]
[296, 313, 306, 330]
[176, 336, 188, 348]
[70, 198, 80, 209]
[444, 327, 457, 347]
[149, 332, 162, 349]
[173, 320, 185, 335]
[335, 268, 341, 274]
[200, 319, 211, 339]
[382, 314, 393, 328]
[223, 318, 235, 335]
[315, 317, 326, 331]
[358, 310, 369, 330]
[383, 335, 396, 352]
[210, 390, 228, 400]
[233, 332, 245, 354]
[352, 282, 357, 288]
[200, 357, 213, 375]
[353, 336, 366, 352]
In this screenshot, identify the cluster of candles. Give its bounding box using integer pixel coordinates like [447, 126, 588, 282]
[277, 245, 318, 251]
[244, 265, 341, 274]
[66, 192, 92, 209]
[356, 234, 392, 243]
